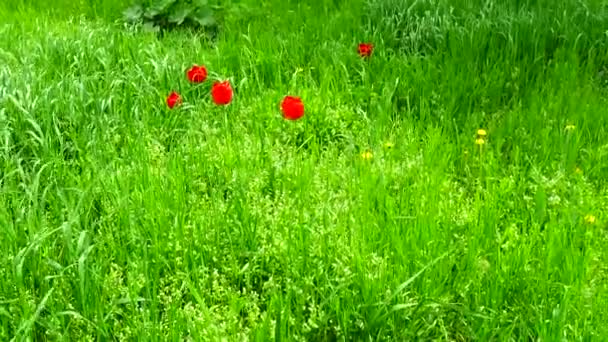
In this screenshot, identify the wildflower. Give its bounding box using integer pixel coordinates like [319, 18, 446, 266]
[187, 65, 208, 83]
[361, 151, 373, 160]
[281, 96, 305, 120]
[477, 129, 487, 137]
[575, 167, 582, 174]
[166, 91, 182, 109]
[475, 138, 486, 146]
[358, 43, 373, 58]
[584, 214, 596, 225]
[383, 142, 394, 149]
[211, 81, 233, 105]
[565, 124, 576, 131]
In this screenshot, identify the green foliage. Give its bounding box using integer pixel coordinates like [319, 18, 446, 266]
[124, 0, 217, 33]
[365, 0, 608, 128]
[366, 0, 608, 60]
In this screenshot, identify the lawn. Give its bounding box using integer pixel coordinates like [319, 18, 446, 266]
[1, 0, 608, 340]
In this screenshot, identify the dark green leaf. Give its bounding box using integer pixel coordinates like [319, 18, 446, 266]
[146, 0, 176, 17]
[124, 0, 217, 32]
[192, 15, 216, 27]
[123, 5, 143, 22]
[191, 7, 216, 27]
[151, 0, 177, 11]
[144, 8, 159, 19]
[168, 3, 193, 25]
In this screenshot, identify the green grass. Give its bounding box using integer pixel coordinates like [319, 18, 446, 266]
[1, 0, 608, 340]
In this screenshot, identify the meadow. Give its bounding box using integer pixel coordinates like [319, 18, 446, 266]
[1, 0, 608, 340]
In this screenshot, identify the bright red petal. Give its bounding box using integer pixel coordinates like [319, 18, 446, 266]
[211, 81, 233, 105]
[281, 96, 304, 120]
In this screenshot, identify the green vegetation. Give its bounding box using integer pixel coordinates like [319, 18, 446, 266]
[124, 0, 218, 34]
[1, 0, 607, 340]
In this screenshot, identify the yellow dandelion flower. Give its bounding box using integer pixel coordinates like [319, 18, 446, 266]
[477, 129, 487, 137]
[475, 138, 486, 146]
[565, 124, 576, 131]
[574, 167, 582, 174]
[584, 214, 596, 225]
[361, 151, 373, 160]
[383, 142, 394, 149]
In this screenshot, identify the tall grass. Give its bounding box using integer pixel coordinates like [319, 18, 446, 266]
[1, 0, 607, 340]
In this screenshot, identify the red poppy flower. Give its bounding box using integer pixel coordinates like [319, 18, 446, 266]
[187, 65, 208, 83]
[281, 96, 304, 121]
[166, 91, 182, 109]
[358, 43, 373, 58]
[211, 81, 233, 105]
